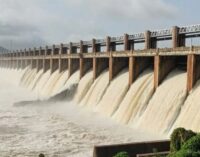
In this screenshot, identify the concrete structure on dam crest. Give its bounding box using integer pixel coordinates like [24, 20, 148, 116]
[1, 24, 200, 93]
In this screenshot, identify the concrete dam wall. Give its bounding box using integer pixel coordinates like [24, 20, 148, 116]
[1, 24, 200, 135]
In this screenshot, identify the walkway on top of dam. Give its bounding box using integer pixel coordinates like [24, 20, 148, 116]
[1, 47, 200, 61]
[1, 24, 200, 60]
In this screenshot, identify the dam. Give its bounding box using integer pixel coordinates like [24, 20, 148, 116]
[1, 24, 200, 156]
[1, 25, 200, 93]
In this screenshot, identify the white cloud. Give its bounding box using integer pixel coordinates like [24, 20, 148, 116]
[66, 0, 177, 19]
[0, 0, 177, 50]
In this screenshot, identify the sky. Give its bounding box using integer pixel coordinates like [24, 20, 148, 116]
[0, 0, 199, 50]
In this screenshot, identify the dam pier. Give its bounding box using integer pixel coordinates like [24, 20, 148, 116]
[1, 25, 200, 93]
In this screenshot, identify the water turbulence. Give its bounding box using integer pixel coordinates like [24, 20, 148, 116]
[50, 70, 68, 96]
[73, 70, 93, 104]
[96, 69, 129, 117]
[112, 69, 154, 124]
[20, 67, 36, 87]
[53, 70, 80, 101]
[135, 69, 187, 135]
[41, 70, 63, 99]
[79, 70, 109, 108]
[20, 66, 31, 86]
[1, 68, 162, 157]
[34, 70, 51, 99]
[172, 80, 200, 132]
[28, 69, 43, 90]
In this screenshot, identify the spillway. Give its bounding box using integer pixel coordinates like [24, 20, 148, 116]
[0, 68, 162, 157]
[112, 69, 154, 124]
[20, 66, 31, 86]
[14, 65, 192, 137]
[172, 80, 200, 132]
[20, 67, 36, 87]
[135, 69, 187, 135]
[96, 69, 129, 117]
[33, 70, 51, 99]
[24, 68, 38, 88]
[79, 70, 109, 109]
[73, 70, 93, 104]
[41, 70, 63, 98]
[28, 69, 43, 90]
[63, 70, 79, 90]
[50, 70, 68, 96]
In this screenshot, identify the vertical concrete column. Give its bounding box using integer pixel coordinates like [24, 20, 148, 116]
[124, 34, 130, 51]
[172, 26, 185, 48]
[43, 46, 49, 73]
[68, 42, 73, 78]
[8, 53, 11, 69]
[16, 50, 20, 69]
[125, 33, 134, 87]
[29, 48, 33, 69]
[172, 26, 179, 48]
[6, 53, 8, 68]
[13, 52, 15, 69]
[93, 39, 97, 80]
[187, 54, 194, 93]
[0, 54, 1, 67]
[8, 53, 10, 68]
[107, 36, 113, 81]
[145, 31, 151, 49]
[32, 48, 37, 69]
[11, 53, 13, 69]
[20, 49, 24, 69]
[37, 47, 42, 72]
[145, 30, 157, 49]
[50, 45, 54, 74]
[154, 55, 160, 89]
[59, 43, 63, 73]
[9, 53, 11, 68]
[27, 48, 31, 68]
[80, 40, 84, 79]
[34, 47, 38, 71]
[24, 48, 27, 68]
[7, 53, 9, 69]
[106, 36, 111, 52]
[5, 53, 7, 68]
[10, 53, 12, 68]
[187, 52, 200, 92]
[129, 57, 135, 86]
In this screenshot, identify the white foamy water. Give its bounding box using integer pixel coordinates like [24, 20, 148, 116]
[79, 70, 109, 108]
[50, 70, 68, 96]
[41, 70, 63, 98]
[34, 70, 51, 99]
[57, 70, 80, 94]
[112, 69, 154, 124]
[24, 68, 38, 88]
[20, 66, 31, 86]
[135, 69, 187, 135]
[96, 69, 129, 117]
[20, 67, 35, 87]
[172, 80, 200, 133]
[0, 68, 163, 157]
[73, 70, 93, 104]
[28, 69, 43, 90]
